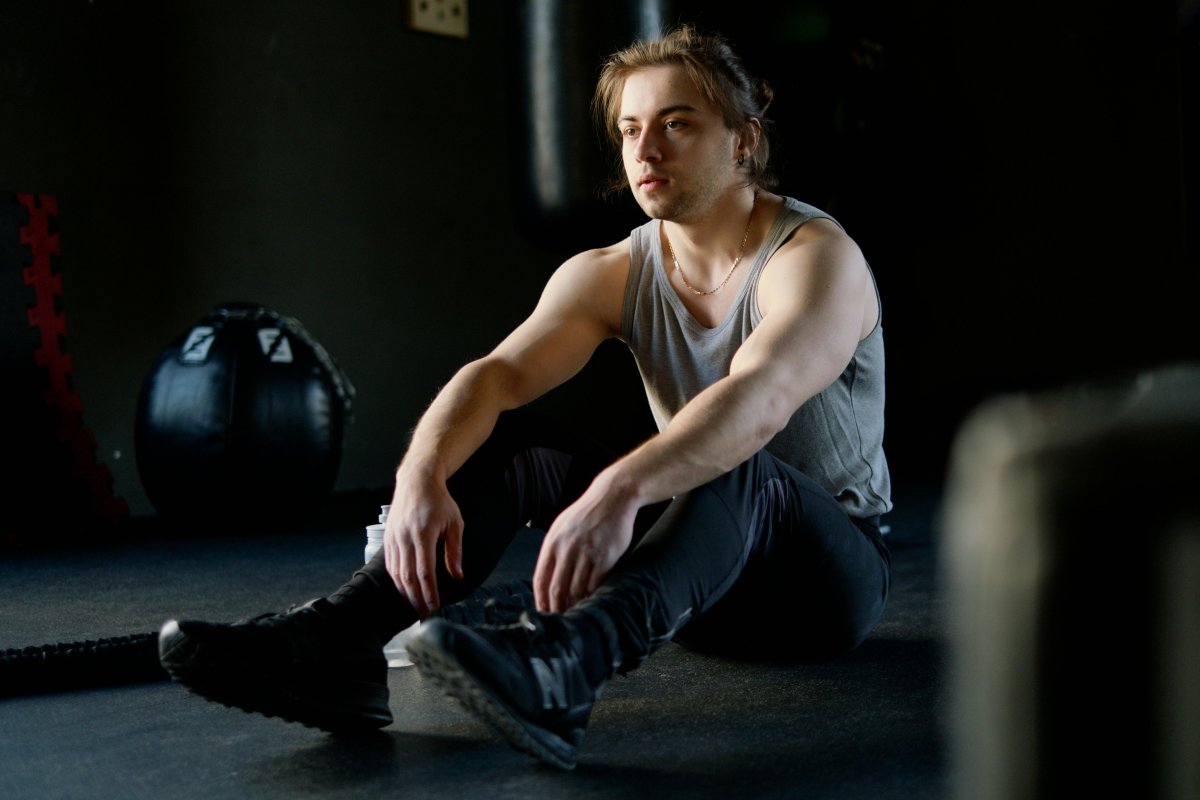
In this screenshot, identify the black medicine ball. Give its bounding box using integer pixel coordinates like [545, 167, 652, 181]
[134, 303, 354, 526]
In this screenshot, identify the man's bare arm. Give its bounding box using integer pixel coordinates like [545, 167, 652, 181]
[385, 245, 628, 616]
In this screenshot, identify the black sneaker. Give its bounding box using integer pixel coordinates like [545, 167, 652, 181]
[406, 611, 602, 770]
[158, 598, 392, 733]
[434, 578, 535, 627]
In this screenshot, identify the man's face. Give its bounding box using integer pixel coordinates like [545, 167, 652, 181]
[618, 64, 740, 223]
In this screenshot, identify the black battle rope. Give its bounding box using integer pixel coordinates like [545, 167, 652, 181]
[0, 579, 536, 698]
[0, 632, 166, 698]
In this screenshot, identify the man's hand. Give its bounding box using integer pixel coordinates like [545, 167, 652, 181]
[533, 471, 640, 613]
[384, 465, 465, 618]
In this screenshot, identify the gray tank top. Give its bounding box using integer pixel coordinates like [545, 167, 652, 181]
[620, 196, 891, 518]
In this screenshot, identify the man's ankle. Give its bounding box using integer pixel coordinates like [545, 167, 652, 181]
[324, 571, 417, 643]
[562, 608, 622, 686]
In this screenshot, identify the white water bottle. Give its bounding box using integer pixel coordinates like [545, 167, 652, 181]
[364, 504, 419, 668]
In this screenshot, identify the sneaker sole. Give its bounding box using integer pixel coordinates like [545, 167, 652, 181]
[158, 620, 393, 733]
[406, 627, 577, 770]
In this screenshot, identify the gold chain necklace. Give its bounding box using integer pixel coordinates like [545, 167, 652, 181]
[664, 191, 758, 297]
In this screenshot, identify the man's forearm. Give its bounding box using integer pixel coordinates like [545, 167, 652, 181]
[398, 358, 516, 483]
[602, 371, 793, 508]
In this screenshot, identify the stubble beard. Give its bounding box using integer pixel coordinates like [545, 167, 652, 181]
[633, 169, 731, 225]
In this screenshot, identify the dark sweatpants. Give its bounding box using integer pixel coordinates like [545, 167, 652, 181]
[339, 409, 891, 668]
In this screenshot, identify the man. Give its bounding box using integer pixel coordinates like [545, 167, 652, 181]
[158, 25, 892, 770]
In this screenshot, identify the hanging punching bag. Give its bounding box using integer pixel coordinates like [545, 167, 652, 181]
[134, 303, 354, 527]
[508, 0, 670, 254]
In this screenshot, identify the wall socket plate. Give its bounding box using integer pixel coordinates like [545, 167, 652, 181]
[405, 0, 468, 39]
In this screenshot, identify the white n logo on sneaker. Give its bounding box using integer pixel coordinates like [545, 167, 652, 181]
[529, 656, 571, 710]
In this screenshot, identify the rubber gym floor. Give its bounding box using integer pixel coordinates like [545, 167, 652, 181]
[0, 483, 946, 800]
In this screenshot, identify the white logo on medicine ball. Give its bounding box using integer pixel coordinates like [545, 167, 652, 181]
[180, 327, 216, 363]
[257, 328, 294, 362]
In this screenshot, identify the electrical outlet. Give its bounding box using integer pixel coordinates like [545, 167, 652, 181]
[405, 0, 468, 39]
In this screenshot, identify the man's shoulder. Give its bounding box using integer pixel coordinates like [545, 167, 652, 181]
[543, 238, 632, 302]
[762, 196, 866, 283]
[540, 238, 632, 334]
[766, 195, 852, 249]
[561, 237, 632, 274]
[773, 195, 841, 232]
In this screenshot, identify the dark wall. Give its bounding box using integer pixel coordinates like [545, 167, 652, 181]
[1, 0, 1194, 518]
[2, 1, 565, 517]
[678, 0, 1196, 487]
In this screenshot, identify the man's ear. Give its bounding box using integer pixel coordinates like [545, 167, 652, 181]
[741, 117, 764, 156]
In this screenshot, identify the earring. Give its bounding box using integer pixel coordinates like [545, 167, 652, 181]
[737, 154, 745, 166]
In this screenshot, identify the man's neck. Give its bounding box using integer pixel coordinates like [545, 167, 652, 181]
[662, 186, 766, 276]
